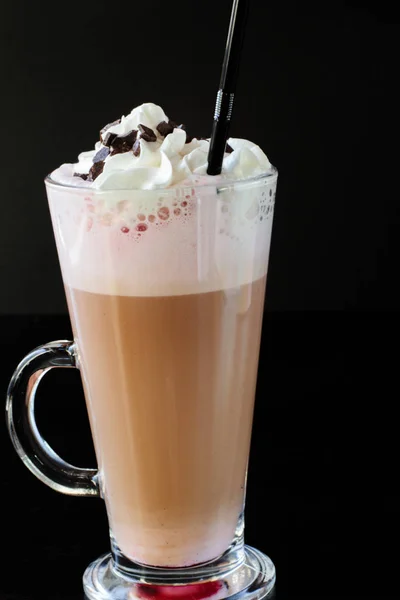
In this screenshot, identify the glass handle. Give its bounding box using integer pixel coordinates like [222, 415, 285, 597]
[5, 340, 100, 497]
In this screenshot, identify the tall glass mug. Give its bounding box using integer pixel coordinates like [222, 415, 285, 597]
[6, 169, 278, 600]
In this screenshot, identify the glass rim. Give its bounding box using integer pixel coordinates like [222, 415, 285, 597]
[44, 166, 278, 195]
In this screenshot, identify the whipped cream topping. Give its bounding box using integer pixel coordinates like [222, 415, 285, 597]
[52, 103, 271, 190]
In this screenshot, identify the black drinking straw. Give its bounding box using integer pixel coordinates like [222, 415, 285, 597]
[207, 0, 250, 176]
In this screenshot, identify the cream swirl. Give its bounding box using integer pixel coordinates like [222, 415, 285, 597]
[52, 103, 271, 190]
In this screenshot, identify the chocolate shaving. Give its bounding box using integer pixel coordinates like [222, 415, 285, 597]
[156, 121, 174, 137]
[226, 143, 234, 154]
[74, 172, 88, 180]
[88, 161, 105, 181]
[110, 130, 137, 155]
[138, 124, 157, 143]
[100, 119, 121, 144]
[102, 131, 118, 147]
[132, 139, 141, 157]
[93, 146, 110, 162]
[157, 120, 192, 143]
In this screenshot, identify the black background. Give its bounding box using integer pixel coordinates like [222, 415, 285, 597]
[1, 1, 400, 599]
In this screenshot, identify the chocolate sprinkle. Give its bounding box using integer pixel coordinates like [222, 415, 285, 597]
[93, 146, 110, 162]
[100, 119, 121, 143]
[138, 124, 157, 143]
[226, 143, 234, 154]
[74, 172, 88, 180]
[110, 130, 138, 155]
[88, 161, 105, 181]
[156, 121, 174, 137]
[132, 139, 141, 157]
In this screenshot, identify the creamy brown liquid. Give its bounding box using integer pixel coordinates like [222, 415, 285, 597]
[67, 276, 266, 567]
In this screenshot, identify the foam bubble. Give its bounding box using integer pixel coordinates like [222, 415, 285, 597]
[46, 176, 277, 297]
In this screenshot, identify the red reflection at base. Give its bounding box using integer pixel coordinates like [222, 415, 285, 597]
[132, 580, 224, 600]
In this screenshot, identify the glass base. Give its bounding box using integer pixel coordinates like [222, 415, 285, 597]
[83, 545, 276, 600]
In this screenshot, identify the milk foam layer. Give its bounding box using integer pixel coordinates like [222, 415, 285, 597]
[47, 176, 277, 297]
[51, 103, 272, 190]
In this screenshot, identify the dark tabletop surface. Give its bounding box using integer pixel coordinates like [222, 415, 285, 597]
[1, 313, 399, 600]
